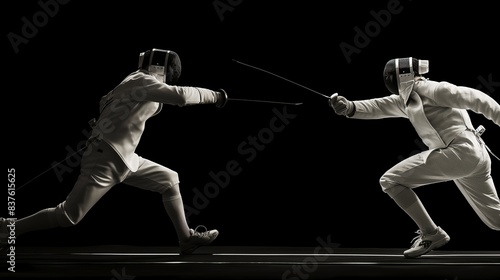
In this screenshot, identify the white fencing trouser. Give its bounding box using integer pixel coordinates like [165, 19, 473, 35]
[380, 129, 500, 230]
[56, 139, 180, 226]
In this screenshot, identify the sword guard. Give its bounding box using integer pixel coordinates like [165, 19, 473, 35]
[216, 88, 228, 108]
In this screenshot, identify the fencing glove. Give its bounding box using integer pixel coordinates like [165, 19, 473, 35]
[329, 93, 354, 117]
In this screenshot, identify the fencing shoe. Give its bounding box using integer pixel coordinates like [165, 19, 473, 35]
[404, 226, 450, 258]
[179, 225, 218, 255]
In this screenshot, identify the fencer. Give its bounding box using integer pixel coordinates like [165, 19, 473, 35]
[329, 57, 500, 258]
[1, 48, 227, 255]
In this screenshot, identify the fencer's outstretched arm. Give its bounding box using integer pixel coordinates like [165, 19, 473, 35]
[329, 93, 407, 119]
[426, 82, 500, 126]
[329, 81, 500, 125]
[119, 70, 224, 106]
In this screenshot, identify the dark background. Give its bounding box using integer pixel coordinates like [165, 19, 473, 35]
[4, 0, 499, 251]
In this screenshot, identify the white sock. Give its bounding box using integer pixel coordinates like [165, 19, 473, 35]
[404, 200, 438, 234]
[162, 186, 190, 242]
[391, 188, 437, 234]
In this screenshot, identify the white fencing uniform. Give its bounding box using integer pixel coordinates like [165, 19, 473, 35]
[351, 78, 500, 230]
[54, 69, 220, 226]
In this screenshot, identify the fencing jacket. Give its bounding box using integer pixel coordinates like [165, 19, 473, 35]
[350, 78, 500, 150]
[89, 70, 220, 171]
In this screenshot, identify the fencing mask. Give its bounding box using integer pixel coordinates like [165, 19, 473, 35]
[138, 48, 182, 84]
[383, 57, 429, 100]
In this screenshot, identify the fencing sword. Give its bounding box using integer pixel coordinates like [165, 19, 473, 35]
[217, 88, 303, 107]
[232, 59, 331, 99]
[227, 97, 302, 106]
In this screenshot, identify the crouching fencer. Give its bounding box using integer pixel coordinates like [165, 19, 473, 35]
[328, 57, 500, 258]
[1, 48, 227, 255]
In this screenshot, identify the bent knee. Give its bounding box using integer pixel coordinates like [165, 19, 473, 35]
[162, 183, 181, 201]
[379, 175, 390, 192]
[155, 169, 180, 195]
[55, 202, 83, 227]
[380, 175, 405, 196]
[167, 170, 180, 185]
[159, 170, 180, 191]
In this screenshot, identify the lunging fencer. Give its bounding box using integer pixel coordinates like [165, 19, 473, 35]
[328, 57, 500, 258]
[1, 48, 227, 255]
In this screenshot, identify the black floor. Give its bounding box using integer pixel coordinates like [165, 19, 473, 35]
[2, 245, 499, 279]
